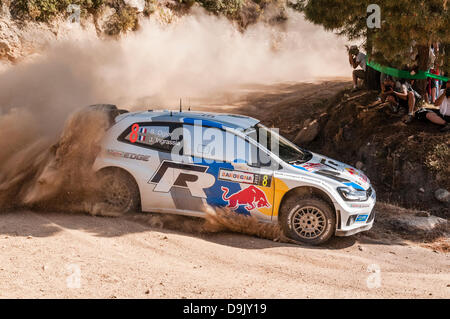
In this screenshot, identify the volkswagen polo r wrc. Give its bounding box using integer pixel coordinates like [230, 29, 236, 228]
[92, 105, 376, 245]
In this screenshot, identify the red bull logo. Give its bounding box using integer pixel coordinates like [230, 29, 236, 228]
[221, 186, 271, 211]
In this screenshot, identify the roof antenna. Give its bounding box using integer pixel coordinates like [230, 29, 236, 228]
[179, 98, 182, 112]
[188, 98, 191, 111]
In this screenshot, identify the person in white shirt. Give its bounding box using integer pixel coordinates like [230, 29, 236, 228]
[416, 81, 450, 132]
[348, 45, 366, 90]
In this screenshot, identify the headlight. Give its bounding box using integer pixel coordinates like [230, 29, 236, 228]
[337, 186, 368, 201]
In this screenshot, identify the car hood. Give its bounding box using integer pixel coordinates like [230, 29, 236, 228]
[290, 152, 371, 191]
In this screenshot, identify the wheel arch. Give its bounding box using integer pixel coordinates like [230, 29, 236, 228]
[277, 186, 336, 221]
[96, 166, 142, 210]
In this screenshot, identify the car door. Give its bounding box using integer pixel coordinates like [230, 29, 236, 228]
[176, 123, 275, 220]
[118, 121, 185, 213]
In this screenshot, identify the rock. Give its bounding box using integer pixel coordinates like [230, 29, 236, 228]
[125, 0, 145, 12]
[96, 6, 117, 35]
[318, 112, 329, 125]
[391, 215, 447, 232]
[303, 118, 312, 127]
[294, 119, 320, 145]
[0, 20, 22, 61]
[415, 211, 430, 217]
[355, 161, 364, 170]
[418, 188, 425, 193]
[434, 189, 450, 203]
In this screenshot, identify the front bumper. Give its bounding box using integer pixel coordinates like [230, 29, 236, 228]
[334, 188, 376, 236]
[335, 221, 374, 236]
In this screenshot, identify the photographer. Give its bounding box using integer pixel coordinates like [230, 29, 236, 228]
[416, 81, 450, 132]
[348, 45, 366, 91]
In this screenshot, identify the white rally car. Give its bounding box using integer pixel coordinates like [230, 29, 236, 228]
[93, 105, 376, 245]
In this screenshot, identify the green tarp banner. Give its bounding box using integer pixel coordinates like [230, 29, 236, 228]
[366, 59, 448, 82]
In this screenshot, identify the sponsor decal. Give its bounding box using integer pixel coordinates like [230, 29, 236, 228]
[218, 169, 272, 187]
[149, 161, 215, 198]
[107, 149, 150, 161]
[355, 214, 369, 222]
[221, 185, 271, 212]
[219, 169, 254, 184]
[138, 127, 147, 142]
[350, 203, 371, 208]
[128, 124, 181, 147]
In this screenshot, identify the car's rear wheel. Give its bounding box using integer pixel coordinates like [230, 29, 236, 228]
[97, 169, 140, 215]
[280, 197, 335, 245]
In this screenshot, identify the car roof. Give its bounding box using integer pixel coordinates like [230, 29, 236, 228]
[117, 110, 260, 130]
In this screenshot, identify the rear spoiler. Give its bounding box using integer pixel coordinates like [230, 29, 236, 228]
[89, 104, 129, 126]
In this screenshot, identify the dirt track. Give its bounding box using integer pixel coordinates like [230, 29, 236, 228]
[0, 210, 448, 298]
[0, 80, 448, 298]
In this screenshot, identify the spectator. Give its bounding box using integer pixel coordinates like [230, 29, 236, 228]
[416, 81, 450, 132]
[348, 45, 366, 91]
[380, 72, 387, 92]
[426, 67, 440, 104]
[426, 43, 441, 104]
[393, 79, 419, 123]
[380, 76, 399, 112]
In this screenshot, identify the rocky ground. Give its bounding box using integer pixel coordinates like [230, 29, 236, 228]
[0, 208, 448, 299]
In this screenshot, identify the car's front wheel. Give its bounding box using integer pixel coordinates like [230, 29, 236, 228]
[96, 169, 140, 215]
[279, 197, 335, 245]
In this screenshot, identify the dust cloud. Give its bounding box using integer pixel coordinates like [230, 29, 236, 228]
[130, 205, 287, 243]
[0, 9, 349, 126]
[0, 108, 110, 212]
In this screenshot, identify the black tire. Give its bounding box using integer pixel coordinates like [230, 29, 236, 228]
[97, 169, 140, 215]
[279, 197, 336, 245]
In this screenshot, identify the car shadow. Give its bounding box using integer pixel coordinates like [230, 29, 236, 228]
[1, 209, 420, 251]
[0, 210, 360, 250]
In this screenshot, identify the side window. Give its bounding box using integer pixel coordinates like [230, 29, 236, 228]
[118, 122, 183, 153]
[182, 125, 258, 165]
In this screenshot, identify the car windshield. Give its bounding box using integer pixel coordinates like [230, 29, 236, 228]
[244, 123, 312, 164]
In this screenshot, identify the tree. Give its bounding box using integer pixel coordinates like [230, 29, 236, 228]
[289, 0, 449, 94]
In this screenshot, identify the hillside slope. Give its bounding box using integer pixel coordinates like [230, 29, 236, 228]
[0, 0, 290, 62]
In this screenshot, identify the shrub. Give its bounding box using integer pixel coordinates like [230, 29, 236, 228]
[143, 0, 157, 17]
[197, 0, 244, 18]
[10, 0, 106, 22]
[104, 4, 139, 36]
